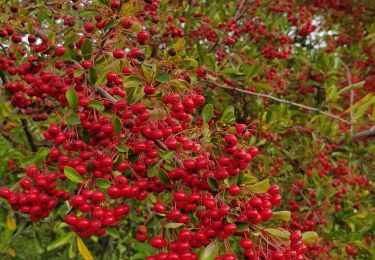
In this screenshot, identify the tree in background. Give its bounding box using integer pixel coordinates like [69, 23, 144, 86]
[0, 0, 374, 259]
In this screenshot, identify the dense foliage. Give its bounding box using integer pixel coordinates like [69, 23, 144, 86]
[0, 0, 374, 259]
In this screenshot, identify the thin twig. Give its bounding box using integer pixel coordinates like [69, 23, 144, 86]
[204, 80, 350, 124]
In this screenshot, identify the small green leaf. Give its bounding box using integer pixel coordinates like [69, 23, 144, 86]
[96, 178, 112, 189]
[66, 89, 79, 111]
[165, 223, 184, 229]
[89, 100, 105, 111]
[160, 150, 174, 160]
[220, 106, 234, 125]
[117, 144, 129, 153]
[66, 113, 81, 125]
[236, 222, 249, 232]
[272, 211, 291, 222]
[302, 231, 319, 244]
[202, 104, 214, 123]
[247, 179, 270, 194]
[81, 39, 93, 60]
[106, 228, 120, 238]
[47, 232, 74, 251]
[200, 240, 217, 260]
[147, 165, 158, 177]
[155, 72, 171, 83]
[35, 147, 50, 166]
[113, 117, 121, 137]
[207, 177, 219, 190]
[64, 166, 83, 183]
[157, 170, 171, 185]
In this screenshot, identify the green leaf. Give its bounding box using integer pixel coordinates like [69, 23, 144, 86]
[242, 62, 260, 79]
[66, 113, 81, 125]
[264, 228, 290, 241]
[220, 106, 234, 125]
[81, 39, 93, 60]
[106, 228, 120, 238]
[89, 100, 105, 111]
[47, 232, 74, 251]
[113, 117, 121, 137]
[103, 19, 115, 31]
[35, 147, 50, 166]
[147, 165, 158, 177]
[157, 170, 171, 185]
[88, 68, 98, 85]
[160, 150, 174, 160]
[117, 144, 129, 153]
[247, 179, 270, 194]
[200, 240, 217, 260]
[33, 227, 44, 254]
[272, 211, 291, 222]
[96, 178, 112, 189]
[165, 223, 184, 229]
[302, 231, 319, 244]
[66, 89, 79, 111]
[236, 222, 249, 232]
[155, 72, 171, 83]
[202, 104, 214, 123]
[64, 166, 83, 183]
[207, 177, 219, 190]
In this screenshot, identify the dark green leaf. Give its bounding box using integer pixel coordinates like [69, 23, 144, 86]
[207, 177, 219, 190]
[88, 68, 98, 85]
[81, 39, 93, 60]
[157, 170, 170, 185]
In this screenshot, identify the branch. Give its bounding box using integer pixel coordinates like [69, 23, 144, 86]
[21, 119, 37, 152]
[204, 80, 350, 124]
[32, 26, 47, 40]
[353, 129, 375, 139]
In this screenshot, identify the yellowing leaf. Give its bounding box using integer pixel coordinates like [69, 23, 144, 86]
[247, 179, 270, 194]
[264, 228, 290, 241]
[7, 214, 16, 231]
[175, 38, 185, 51]
[7, 248, 16, 257]
[272, 211, 291, 222]
[77, 236, 93, 260]
[302, 231, 319, 244]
